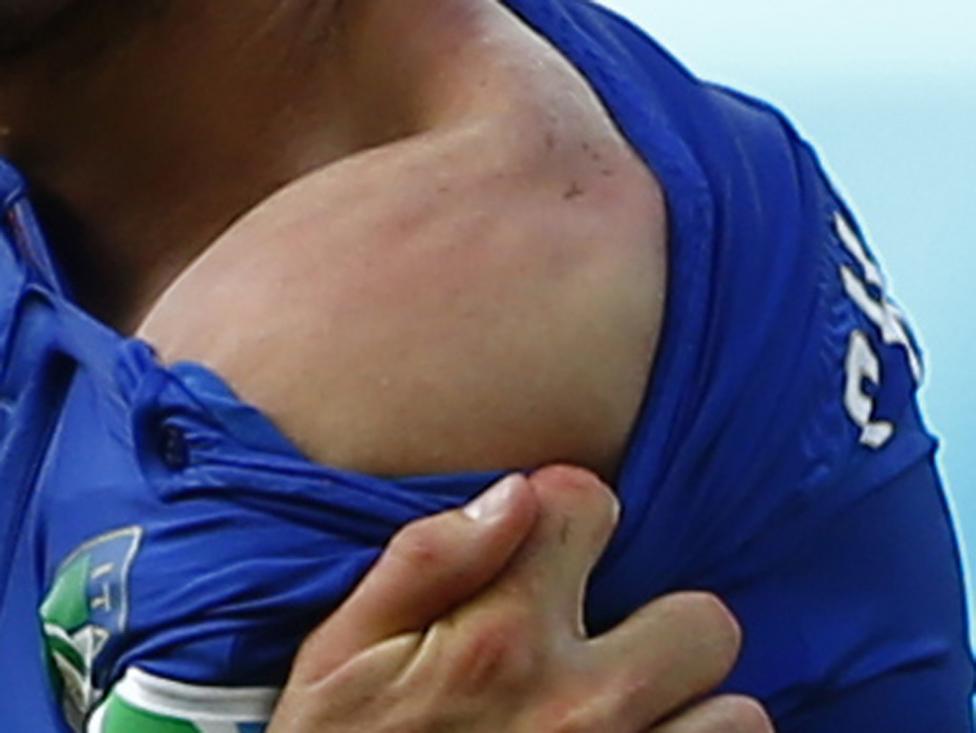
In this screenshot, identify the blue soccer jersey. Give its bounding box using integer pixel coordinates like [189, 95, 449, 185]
[1, 0, 973, 731]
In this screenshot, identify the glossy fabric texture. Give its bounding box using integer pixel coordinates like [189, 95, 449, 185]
[1, 0, 973, 729]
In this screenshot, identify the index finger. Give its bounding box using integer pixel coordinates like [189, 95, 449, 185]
[290, 474, 539, 682]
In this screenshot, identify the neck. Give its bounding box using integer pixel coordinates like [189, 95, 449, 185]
[0, 0, 461, 333]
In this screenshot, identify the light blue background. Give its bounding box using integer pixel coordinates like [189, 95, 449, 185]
[605, 1, 976, 639]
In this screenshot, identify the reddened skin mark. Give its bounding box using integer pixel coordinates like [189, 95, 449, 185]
[563, 181, 585, 200]
[581, 140, 602, 162]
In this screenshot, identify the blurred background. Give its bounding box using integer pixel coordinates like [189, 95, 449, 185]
[604, 0, 976, 640]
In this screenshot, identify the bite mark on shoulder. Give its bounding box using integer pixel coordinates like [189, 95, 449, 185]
[563, 181, 585, 200]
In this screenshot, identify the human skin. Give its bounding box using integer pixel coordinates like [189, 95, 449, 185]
[0, 0, 771, 728]
[1, 0, 666, 479]
[268, 466, 773, 732]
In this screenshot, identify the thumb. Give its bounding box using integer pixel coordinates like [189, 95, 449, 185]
[290, 473, 539, 682]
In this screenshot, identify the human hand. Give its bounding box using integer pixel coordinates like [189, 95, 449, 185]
[268, 466, 773, 732]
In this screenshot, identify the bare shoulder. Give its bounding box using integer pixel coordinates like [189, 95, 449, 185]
[136, 18, 666, 480]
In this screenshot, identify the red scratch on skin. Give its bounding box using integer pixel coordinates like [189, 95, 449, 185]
[563, 181, 585, 200]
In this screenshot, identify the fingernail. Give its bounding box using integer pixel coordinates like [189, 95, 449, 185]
[463, 474, 526, 523]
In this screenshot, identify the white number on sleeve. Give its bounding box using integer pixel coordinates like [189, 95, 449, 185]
[844, 330, 895, 449]
[836, 213, 921, 449]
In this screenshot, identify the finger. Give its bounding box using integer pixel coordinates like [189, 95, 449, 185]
[649, 695, 775, 733]
[478, 464, 620, 634]
[593, 592, 744, 727]
[291, 473, 539, 682]
[269, 633, 424, 733]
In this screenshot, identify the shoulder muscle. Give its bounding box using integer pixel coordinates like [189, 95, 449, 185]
[137, 119, 666, 480]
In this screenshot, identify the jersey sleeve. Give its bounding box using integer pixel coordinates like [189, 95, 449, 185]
[718, 457, 975, 731]
[36, 351, 505, 733]
[534, 1, 975, 724]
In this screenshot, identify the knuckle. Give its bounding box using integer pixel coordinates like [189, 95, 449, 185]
[388, 520, 446, 570]
[451, 614, 538, 692]
[715, 695, 776, 733]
